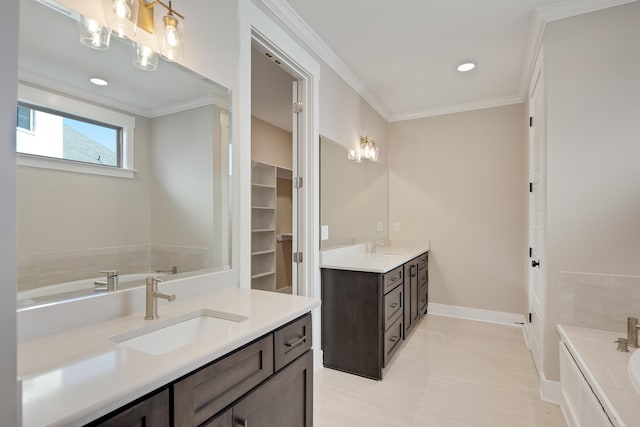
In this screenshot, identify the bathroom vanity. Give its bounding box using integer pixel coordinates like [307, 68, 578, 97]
[558, 325, 640, 427]
[320, 242, 429, 380]
[18, 289, 320, 426]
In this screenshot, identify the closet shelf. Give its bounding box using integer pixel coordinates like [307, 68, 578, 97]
[251, 271, 276, 279]
[252, 206, 275, 210]
[252, 228, 275, 233]
[251, 183, 276, 189]
[252, 250, 275, 256]
[277, 233, 292, 242]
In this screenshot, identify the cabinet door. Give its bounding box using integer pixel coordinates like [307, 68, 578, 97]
[403, 258, 419, 337]
[232, 350, 313, 427]
[87, 389, 169, 427]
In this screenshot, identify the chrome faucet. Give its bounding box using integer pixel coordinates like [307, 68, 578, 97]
[145, 276, 176, 320]
[156, 266, 178, 274]
[371, 238, 385, 253]
[628, 317, 639, 348]
[95, 270, 118, 292]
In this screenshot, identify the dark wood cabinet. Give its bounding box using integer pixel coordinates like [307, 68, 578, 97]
[321, 251, 428, 380]
[418, 253, 429, 317]
[403, 257, 420, 337]
[231, 350, 313, 427]
[86, 388, 170, 427]
[85, 313, 313, 427]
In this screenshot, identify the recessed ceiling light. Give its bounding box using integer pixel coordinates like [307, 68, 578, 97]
[90, 77, 109, 86]
[457, 62, 476, 72]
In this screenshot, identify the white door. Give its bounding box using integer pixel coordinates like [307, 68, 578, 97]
[527, 48, 546, 376]
[291, 80, 304, 296]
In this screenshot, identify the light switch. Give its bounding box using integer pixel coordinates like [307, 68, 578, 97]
[321, 225, 329, 240]
[377, 222, 383, 232]
[393, 222, 400, 232]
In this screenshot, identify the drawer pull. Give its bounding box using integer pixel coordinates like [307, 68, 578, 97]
[389, 302, 399, 308]
[235, 417, 248, 426]
[389, 335, 399, 343]
[285, 335, 307, 349]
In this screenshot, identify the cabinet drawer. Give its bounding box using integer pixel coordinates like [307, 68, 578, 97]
[173, 335, 274, 427]
[418, 253, 428, 270]
[274, 313, 312, 371]
[384, 284, 403, 331]
[383, 316, 403, 367]
[383, 266, 403, 294]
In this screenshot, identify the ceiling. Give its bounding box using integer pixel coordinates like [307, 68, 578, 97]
[20, 0, 229, 118]
[269, 0, 635, 121]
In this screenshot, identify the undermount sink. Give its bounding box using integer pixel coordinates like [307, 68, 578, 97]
[111, 309, 248, 355]
[630, 349, 640, 394]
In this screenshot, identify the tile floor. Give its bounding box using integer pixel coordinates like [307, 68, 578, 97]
[314, 315, 566, 427]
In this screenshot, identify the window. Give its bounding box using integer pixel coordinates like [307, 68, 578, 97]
[16, 84, 136, 178]
[16, 103, 122, 168]
[17, 105, 34, 132]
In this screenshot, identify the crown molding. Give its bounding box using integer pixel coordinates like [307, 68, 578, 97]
[256, 0, 391, 120]
[389, 94, 523, 122]
[258, 0, 638, 123]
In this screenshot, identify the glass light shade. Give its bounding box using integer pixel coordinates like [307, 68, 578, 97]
[156, 12, 184, 62]
[78, 15, 111, 50]
[102, 0, 139, 38]
[132, 42, 159, 71]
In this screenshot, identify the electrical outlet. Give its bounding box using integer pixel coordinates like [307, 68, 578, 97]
[393, 222, 400, 232]
[377, 222, 383, 232]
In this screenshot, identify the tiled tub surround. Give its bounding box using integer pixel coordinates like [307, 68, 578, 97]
[18, 244, 211, 292]
[558, 325, 639, 426]
[559, 272, 640, 332]
[18, 288, 320, 427]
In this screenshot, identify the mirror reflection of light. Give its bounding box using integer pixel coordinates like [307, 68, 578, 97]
[166, 26, 178, 48]
[114, 0, 131, 19]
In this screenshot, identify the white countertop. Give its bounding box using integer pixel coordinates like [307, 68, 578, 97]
[557, 325, 640, 427]
[19, 288, 320, 427]
[320, 240, 429, 273]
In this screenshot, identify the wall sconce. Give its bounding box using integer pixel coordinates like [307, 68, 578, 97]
[77, 15, 112, 50]
[348, 137, 379, 162]
[102, 0, 139, 39]
[139, 0, 185, 62]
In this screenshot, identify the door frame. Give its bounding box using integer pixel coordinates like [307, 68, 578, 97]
[238, 0, 320, 301]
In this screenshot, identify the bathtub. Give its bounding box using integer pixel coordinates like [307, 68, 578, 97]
[17, 272, 166, 309]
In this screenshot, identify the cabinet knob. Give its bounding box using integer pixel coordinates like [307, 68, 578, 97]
[235, 417, 248, 427]
[531, 260, 540, 268]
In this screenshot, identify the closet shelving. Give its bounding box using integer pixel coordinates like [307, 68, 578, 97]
[251, 162, 277, 290]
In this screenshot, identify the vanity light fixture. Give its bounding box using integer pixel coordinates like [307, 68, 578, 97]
[457, 62, 476, 72]
[132, 42, 159, 71]
[78, 15, 111, 50]
[347, 137, 379, 162]
[139, 0, 186, 62]
[102, 0, 139, 39]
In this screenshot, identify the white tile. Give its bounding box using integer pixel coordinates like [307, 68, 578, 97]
[314, 315, 566, 426]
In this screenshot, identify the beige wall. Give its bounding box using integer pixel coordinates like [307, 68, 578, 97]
[542, 1, 640, 381]
[251, 116, 293, 170]
[388, 104, 526, 315]
[17, 114, 151, 254]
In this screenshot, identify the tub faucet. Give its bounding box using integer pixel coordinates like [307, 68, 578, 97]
[628, 317, 639, 348]
[145, 276, 176, 320]
[95, 270, 118, 292]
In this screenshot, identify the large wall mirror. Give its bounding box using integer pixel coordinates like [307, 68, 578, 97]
[320, 136, 388, 249]
[17, 0, 232, 308]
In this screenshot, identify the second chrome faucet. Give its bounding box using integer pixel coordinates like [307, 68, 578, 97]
[629, 317, 639, 348]
[145, 276, 176, 320]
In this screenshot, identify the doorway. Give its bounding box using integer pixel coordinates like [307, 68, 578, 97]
[250, 41, 300, 295]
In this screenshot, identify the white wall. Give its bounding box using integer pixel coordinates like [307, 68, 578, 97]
[1, 0, 18, 422]
[388, 104, 526, 315]
[542, 1, 640, 381]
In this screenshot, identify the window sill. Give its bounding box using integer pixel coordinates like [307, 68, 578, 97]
[17, 154, 136, 179]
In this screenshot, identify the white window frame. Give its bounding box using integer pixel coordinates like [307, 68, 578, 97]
[17, 83, 136, 179]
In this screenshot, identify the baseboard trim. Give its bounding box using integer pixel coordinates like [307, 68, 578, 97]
[427, 303, 525, 327]
[539, 374, 562, 405]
